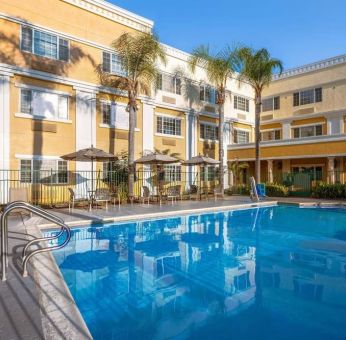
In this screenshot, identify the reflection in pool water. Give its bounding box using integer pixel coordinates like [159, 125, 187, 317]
[47, 206, 346, 339]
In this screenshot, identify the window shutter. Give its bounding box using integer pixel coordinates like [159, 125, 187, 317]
[58, 96, 68, 119]
[274, 96, 280, 110]
[58, 38, 69, 61]
[293, 92, 299, 106]
[215, 126, 219, 139]
[102, 52, 111, 72]
[157, 116, 162, 133]
[246, 99, 249, 112]
[21, 26, 33, 52]
[315, 88, 322, 102]
[21, 89, 32, 114]
[200, 124, 205, 139]
[111, 103, 116, 126]
[175, 77, 181, 95]
[199, 86, 204, 101]
[156, 74, 162, 90]
[234, 96, 238, 109]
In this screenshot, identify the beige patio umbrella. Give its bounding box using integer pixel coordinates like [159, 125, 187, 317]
[182, 154, 220, 193]
[135, 153, 180, 196]
[61, 146, 118, 194]
[134, 153, 179, 165]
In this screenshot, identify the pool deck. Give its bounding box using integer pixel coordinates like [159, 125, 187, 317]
[1, 195, 345, 339]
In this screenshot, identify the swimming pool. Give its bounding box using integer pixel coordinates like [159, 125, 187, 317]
[47, 205, 346, 339]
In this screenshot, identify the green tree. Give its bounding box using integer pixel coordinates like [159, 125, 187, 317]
[189, 45, 238, 195]
[229, 161, 249, 186]
[97, 32, 166, 198]
[237, 47, 283, 182]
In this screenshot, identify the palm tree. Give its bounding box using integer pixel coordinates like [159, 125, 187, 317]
[237, 47, 283, 182]
[189, 46, 238, 196]
[229, 161, 249, 186]
[97, 32, 166, 198]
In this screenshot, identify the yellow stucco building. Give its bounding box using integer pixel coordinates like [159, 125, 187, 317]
[0, 0, 345, 202]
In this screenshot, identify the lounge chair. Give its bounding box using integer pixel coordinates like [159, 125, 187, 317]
[94, 188, 112, 210]
[188, 184, 201, 200]
[68, 188, 90, 211]
[166, 185, 182, 204]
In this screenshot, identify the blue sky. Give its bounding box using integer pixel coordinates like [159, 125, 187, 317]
[110, 0, 346, 70]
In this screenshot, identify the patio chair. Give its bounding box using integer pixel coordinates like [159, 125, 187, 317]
[110, 186, 121, 208]
[188, 184, 201, 201]
[214, 187, 224, 201]
[166, 185, 182, 205]
[94, 188, 112, 210]
[68, 188, 90, 211]
[8, 187, 31, 217]
[141, 186, 151, 205]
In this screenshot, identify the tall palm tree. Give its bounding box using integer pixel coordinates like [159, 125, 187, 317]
[97, 32, 166, 198]
[237, 47, 283, 182]
[189, 46, 238, 196]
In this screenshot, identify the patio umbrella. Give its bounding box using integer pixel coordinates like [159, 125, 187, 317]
[182, 155, 220, 194]
[61, 145, 118, 194]
[134, 152, 179, 165]
[181, 154, 220, 166]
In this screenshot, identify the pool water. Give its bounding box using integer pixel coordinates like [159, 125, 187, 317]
[47, 206, 346, 340]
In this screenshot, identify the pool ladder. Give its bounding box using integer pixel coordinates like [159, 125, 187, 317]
[1, 201, 71, 281]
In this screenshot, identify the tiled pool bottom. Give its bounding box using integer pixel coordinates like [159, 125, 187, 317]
[46, 206, 346, 339]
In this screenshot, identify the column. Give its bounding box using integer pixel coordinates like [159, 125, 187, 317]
[75, 89, 97, 197]
[0, 75, 11, 204]
[185, 111, 197, 188]
[327, 157, 335, 184]
[223, 121, 231, 188]
[142, 100, 155, 155]
[267, 160, 273, 183]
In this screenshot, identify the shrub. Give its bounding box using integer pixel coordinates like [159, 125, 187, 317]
[229, 185, 251, 195]
[312, 183, 346, 199]
[265, 183, 289, 197]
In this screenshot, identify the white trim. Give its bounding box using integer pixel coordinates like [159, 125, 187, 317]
[15, 82, 72, 96]
[291, 122, 326, 128]
[228, 133, 346, 150]
[154, 133, 183, 139]
[260, 127, 281, 132]
[14, 113, 72, 124]
[273, 54, 346, 80]
[99, 123, 140, 132]
[15, 154, 64, 160]
[199, 120, 217, 127]
[228, 154, 346, 161]
[233, 127, 252, 132]
[199, 138, 219, 143]
[61, 0, 153, 31]
[155, 112, 184, 120]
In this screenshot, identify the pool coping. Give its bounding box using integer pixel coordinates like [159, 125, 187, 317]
[38, 201, 278, 229]
[26, 222, 93, 340]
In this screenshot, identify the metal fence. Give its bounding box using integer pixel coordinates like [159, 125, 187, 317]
[0, 169, 220, 206]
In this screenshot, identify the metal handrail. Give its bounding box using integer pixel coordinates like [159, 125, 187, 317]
[1, 201, 71, 281]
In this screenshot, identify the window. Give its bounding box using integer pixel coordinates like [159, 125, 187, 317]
[234, 96, 249, 112]
[293, 88, 322, 106]
[199, 85, 216, 104]
[20, 159, 68, 183]
[100, 101, 131, 129]
[21, 26, 69, 61]
[262, 96, 280, 112]
[200, 123, 218, 140]
[164, 165, 181, 182]
[261, 129, 281, 141]
[20, 88, 69, 120]
[157, 116, 181, 136]
[233, 129, 250, 144]
[201, 166, 218, 181]
[292, 124, 323, 138]
[102, 52, 126, 76]
[156, 74, 181, 94]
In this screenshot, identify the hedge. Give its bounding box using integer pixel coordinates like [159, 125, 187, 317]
[312, 183, 346, 199]
[265, 183, 289, 197]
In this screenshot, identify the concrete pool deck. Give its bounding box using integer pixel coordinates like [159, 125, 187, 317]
[1, 195, 345, 339]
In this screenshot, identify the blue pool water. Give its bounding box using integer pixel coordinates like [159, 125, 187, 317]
[47, 205, 346, 339]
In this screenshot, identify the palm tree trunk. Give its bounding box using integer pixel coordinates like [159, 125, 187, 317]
[128, 95, 136, 198]
[255, 95, 261, 183]
[218, 101, 224, 196]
